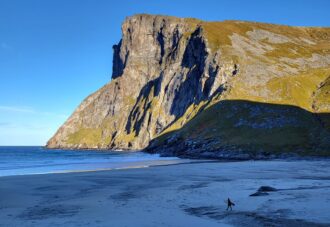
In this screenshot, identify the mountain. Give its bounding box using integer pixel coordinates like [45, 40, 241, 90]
[47, 14, 330, 158]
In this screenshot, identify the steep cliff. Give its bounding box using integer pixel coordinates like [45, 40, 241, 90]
[47, 14, 330, 157]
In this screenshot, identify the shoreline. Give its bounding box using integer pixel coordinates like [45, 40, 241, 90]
[1, 160, 329, 226]
[2, 156, 329, 178]
[0, 158, 202, 178]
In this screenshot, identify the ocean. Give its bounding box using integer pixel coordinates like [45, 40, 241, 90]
[0, 146, 182, 177]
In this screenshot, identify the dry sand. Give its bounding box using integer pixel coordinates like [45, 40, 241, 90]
[0, 160, 330, 226]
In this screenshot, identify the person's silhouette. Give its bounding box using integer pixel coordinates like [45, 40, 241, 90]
[226, 198, 235, 211]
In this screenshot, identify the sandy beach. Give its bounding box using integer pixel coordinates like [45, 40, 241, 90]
[1, 160, 330, 227]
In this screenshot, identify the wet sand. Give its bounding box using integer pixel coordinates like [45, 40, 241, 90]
[0, 160, 329, 226]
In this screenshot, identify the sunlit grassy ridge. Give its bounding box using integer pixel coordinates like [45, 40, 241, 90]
[200, 20, 330, 55]
[226, 68, 330, 112]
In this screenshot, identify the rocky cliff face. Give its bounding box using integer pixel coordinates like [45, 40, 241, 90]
[47, 14, 330, 157]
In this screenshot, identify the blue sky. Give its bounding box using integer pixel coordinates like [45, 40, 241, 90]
[0, 0, 329, 146]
